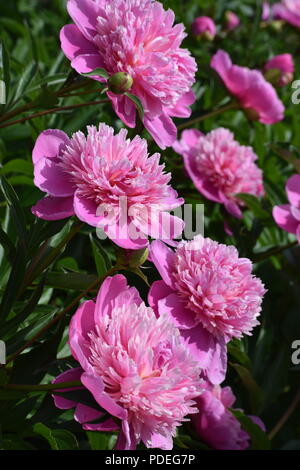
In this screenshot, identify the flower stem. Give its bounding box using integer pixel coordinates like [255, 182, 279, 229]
[0, 99, 110, 130]
[0, 381, 82, 393]
[252, 241, 298, 262]
[269, 388, 300, 440]
[6, 265, 120, 365]
[177, 102, 239, 130]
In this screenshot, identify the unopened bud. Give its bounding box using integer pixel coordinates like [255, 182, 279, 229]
[244, 107, 260, 122]
[116, 247, 149, 269]
[108, 72, 133, 94]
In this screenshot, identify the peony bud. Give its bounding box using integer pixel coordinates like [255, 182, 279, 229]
[192, 16, 216, 40]
[108, 72, 133, 94]
[225, 11, 240, 31]
[264, 54, 294, 87]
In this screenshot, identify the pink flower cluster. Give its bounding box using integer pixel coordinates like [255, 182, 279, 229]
[273, 0, 300, 27]
[211, 50, 285, 124]
[32, 124, 184, 249]
[173, 127, 264, 218]
[273, 174, 300, 242]
[60, 0, 197, 149]
[53, 275, 202, 450]
[149, 235, 266, 384]
[264, 54, 294, 87]
[192, 381, 265, 450]
[192, 16, 216, 40]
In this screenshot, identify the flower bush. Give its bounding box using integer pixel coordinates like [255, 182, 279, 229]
[0, 0, 300, 452]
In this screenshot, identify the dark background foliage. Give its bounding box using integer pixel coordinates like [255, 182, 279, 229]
[0, 0, 299, 450]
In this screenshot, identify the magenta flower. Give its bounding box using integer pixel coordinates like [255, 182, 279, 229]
[173, 127, 264, 219]
[273, 174, 300, 243]
[31, 124, 184, 249]
[262, 2, 272, 21]
[264, 54, 294, 87]
[60, 0, 197, 149]
[273, 0, 300, 27]
[225, 11, 240, 31]
[211, 50, 285, 124]
[192, 16, 216, 39]
[53, 275, 202, 450]
[148, 235, 266, 384]
[191, 381, 265, 450]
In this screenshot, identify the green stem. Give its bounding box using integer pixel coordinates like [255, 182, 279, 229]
[252, 241, 298, 263]
[0, 381, 82, 393]
[269, 388, 300, 440]
[6, 265, 120, 365]
[177, 102, 239, 130]
[0, 99, 110, 130]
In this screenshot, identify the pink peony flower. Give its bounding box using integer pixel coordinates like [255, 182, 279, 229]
[264, 54, 294, 87]
[31, 124, 184, 249]
[148, 235, 266, 384]
[225, 11, 240, 31]
[273, 0, 300, 27]
[60, 0, 197, 149]
[53, 275, 202, 450]
[262, 2, 272, 21]
[192, 16, 216, 39]
[273, 174, 300, 242]
[191, 381, 265, 450]
[173, 127, 264, 219]
[211, 50, 285, 124]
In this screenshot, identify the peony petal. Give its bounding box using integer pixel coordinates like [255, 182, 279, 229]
[71, 54, 106, 79]
[149, 240, 176, 288]
[144, 112, 177, 150]
[104, 219, 149, 250]
[286, 174, 300, 208]
[74, 403, 103, 424]
[60, 24, 98, 61]
[149, 433, 173, 450]
[32, 129, 69, 165]
[173, 128, 203, 155]
[108, 93, 136, 128]
[69, 300, 96, 370]
[34, 157, 74, 197]
[81, 372, 127, 421]
[52, 367, 84, 410]
[183, 153, 223, 203]
[168, 90, 196, 118]
[82, 418, 120, 432]
[73, 191, 105, 227]
[31, 196, 75, 220]
[94, 275, 141, 321]
[180, 323, 227, 384]
[148, 280, 174, 314]
[158, 293, 198, 329]
[67, 0, 99, 40]
[273, 204, 299, 234]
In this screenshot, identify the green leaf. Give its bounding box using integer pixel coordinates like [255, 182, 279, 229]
[236, 193, 270, 220]
[0, 159, 33, 176]
[230, 363, 262, 413]
[0, 226, 16, 265]
[81, 68, 109, 79]
[45, 272, 98, 291]
[230, 409, 271, 450]
[90, 234, 107, 277]
[33, 423, 79, 450]
[124, 92, 144, 120]
[0, 176, 28, 250]
[12, 62, 37, 104]
[0, 40, 10, 105]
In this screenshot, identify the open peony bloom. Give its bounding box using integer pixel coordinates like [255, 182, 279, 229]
[31, 124, 184, 250]
[60, 0, 197, 149]
[273, 0, 300, 27]
[192, 16, 216, 40]
[52, 275, 202, 450]
[148, 235, 266, 384]
[211, 50, 284, 124]
[273, 174, 300, 243]
[173, 127, 264, 219]
[264, 54, 294, 87]
[225, 11, 240, 31]
[191, 381, 265, 450]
